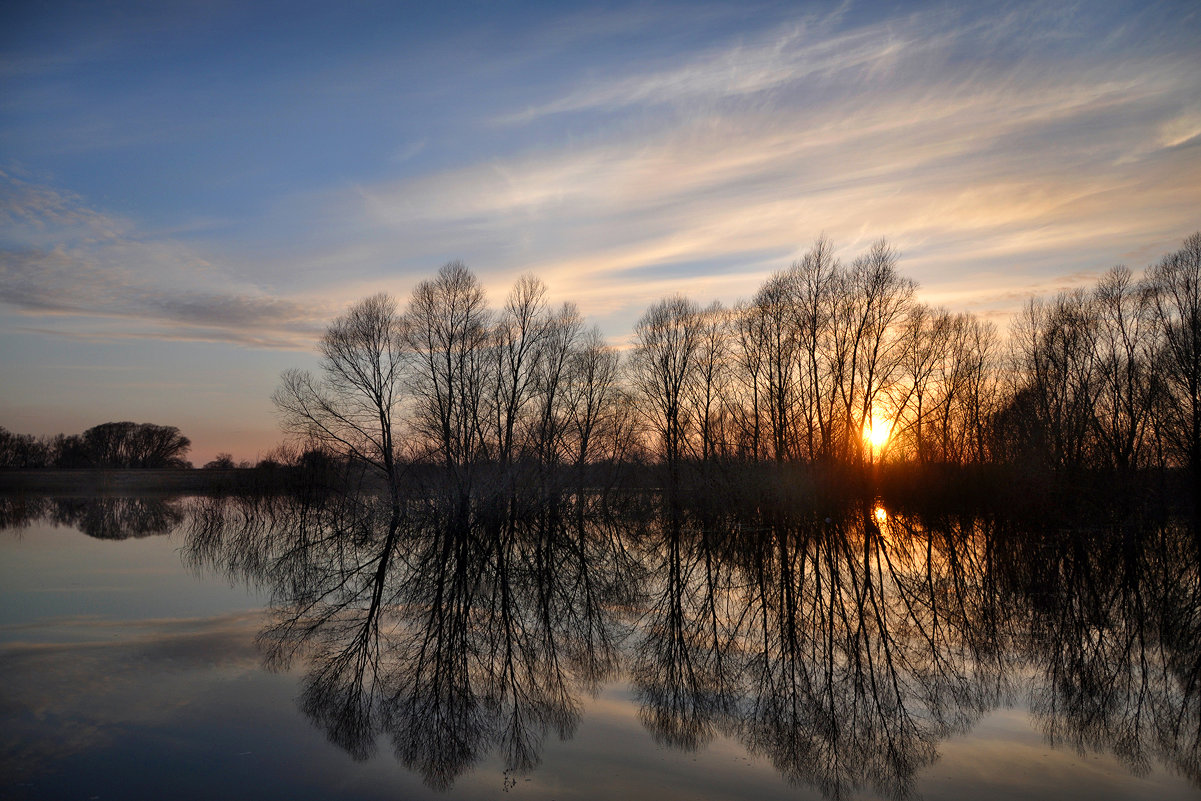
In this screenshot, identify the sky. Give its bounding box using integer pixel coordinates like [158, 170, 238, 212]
[2, 0, 1199, 464]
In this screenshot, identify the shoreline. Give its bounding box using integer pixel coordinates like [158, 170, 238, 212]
[0, 468, 269, 495]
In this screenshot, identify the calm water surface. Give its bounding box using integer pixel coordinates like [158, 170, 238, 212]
[1, 492, 1197, 800]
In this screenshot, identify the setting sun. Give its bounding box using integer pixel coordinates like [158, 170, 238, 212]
[865, 418, 891, 450]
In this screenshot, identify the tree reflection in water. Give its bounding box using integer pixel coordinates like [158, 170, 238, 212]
[629, 503, 1013, 799]
[0, 494, 186, 539]
[181, 488, 1200, 798]
[185, 488, 635, 791]
[1009, 514, 1201, 786]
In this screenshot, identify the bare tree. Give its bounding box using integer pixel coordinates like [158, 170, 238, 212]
[490, 274, 551, 470]
[730, 300, 766, 461]
[949, 314, 999, 464]
[529, 302, 583, 472]
[274, 293, 405, 495]
[563, 327, 620, 472]
[404, 262, 492, 490]
[789, 236, 841, 463]
[892, 305, 948, 463]
[692, 301, 731, 462]
[1146, 233, 1201, 469]
[57, 421, 192, 468]
[844, 240, 915, 464]
[962, 316, 1000, 463]
[632, 296, 703, 471]
[890, 307, 998, 465]
[1008, 290, 1100, 468]
[0, 426, 52, 468]
[1092, 266, 1156, 469]
[753, 272, 800, 462]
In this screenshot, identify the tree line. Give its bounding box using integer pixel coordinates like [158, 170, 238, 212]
[276, 232, 1201, 492]
[0, 422, 191, 468]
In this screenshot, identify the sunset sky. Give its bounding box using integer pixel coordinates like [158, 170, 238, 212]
[2, 0, 1199, 464]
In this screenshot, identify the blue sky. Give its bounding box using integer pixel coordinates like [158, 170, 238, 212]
[2, 0, 1199, 462]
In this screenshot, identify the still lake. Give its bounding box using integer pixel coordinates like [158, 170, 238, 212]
[1, 490, 1197, 800]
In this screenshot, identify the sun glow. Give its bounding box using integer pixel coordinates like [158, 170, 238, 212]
[864, 418, 890, 450]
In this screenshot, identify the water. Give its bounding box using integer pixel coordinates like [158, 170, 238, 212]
[1, 491, 1197, 800]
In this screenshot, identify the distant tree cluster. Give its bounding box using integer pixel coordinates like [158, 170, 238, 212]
[631, 231, 1201, 473]
[202, 452, 254, 469]
[997, 234, 1201, 471]
[0, 422, 191, 468]
[630, 237, 946, 467]
[278, 233, 1200, 487]
[0, 427, 49, 468]
[275, 263, 633, 500]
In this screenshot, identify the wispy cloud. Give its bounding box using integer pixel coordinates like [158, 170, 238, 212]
[0, 171, 330, 347]
[345, 21, 1200, 329]
[495, 10, 903, 123]
[3, 1, 1199, 349]
[491, 4, 1099, 125]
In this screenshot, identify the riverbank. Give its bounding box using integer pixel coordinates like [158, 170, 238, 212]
[0, 468, 274, 495]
